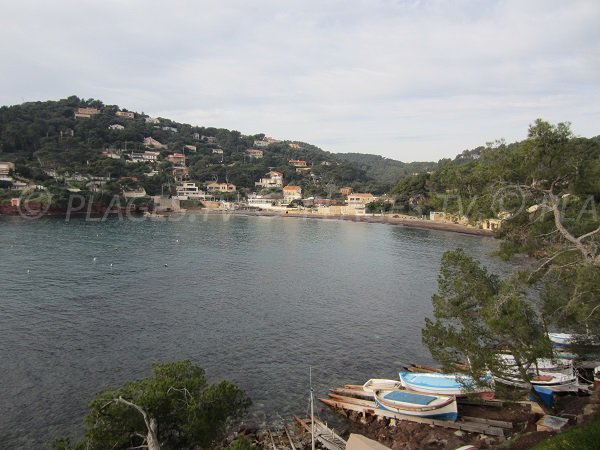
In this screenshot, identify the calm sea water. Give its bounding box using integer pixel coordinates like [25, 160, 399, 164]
[0, 214, 509, 448]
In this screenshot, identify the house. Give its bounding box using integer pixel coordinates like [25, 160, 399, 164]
[254, 140, 269, 148]
[247, 193, 284, 208]
[108, 124, 125, 130]
[246, 148, 264, 158]
[122, 187, 147, 199]
[101, 149, 122, 159]
[174, 182, 213, 200]
[288, 143, 301, 149]
[10, 198, 20, 207]
[166, 153, 186, 166]
[202, 135, 218, 144]
[0, 162, 15, 178]
[192, 132, 200, 140]
[340, 186, 353, 196]
[283, 185, 302, 203]
[212, 148, 223, 154]
[116, 111, 134, 119]
[205, 181, 236, 193]
[162, 126, 178, 133]
[145, 117, 160, 124]
[289, 159, 307, 167]
[184, 145, 197, 152]
[172, 167, 189, 181]
[255, 171, 283, 188]
[347, 193, 377, 209]
[74, 107, 100, 119]
[143, 137, 167, 149]
[129, 151, 160, 163]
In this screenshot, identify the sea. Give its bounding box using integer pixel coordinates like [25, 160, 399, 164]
[0, 214, 512, 448]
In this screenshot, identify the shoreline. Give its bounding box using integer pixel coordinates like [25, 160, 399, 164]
[202, 209, 497, 237]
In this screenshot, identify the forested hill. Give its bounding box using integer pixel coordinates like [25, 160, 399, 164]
[0, 96, 435, 196]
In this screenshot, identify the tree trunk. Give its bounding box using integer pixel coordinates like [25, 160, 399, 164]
[146, 418, 160, 450]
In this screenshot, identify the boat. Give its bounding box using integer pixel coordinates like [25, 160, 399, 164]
[496, 354, 573, 375]
[362, 378, 403, 394]
[373, 388, 458, 421]
[399, 372, 493, 396]
[548, 332, 577, 346]
[493, 371, 578, 390]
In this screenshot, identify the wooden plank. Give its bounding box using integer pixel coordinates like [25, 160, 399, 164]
[332, 387, 373, 398]
[283, 426, 297, 450]
[328, 393, 377, 407]
[293, 415, 345, 450]
[462, 415, 513, 429]
[457, 397, 504, 408]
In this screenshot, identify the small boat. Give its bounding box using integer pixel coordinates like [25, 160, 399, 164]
[362, 379, 403, 394]
[548, 332, 577, 346]
[399, 372, 493, 396]
[373, 388, 458, 421]
[493, 371, 578, 390]
[496, 354, 573, 375]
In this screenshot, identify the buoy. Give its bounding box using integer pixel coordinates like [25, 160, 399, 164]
[27, 269, 30, 274]
[93, 257, 97, 261]
[176, 239, 179, 243]
[164, 264, 168, 267]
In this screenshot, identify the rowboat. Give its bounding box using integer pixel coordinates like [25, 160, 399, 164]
[399, 372, 493, 396]
[496, 354, 573, 375]
[548, 332, 576, 346]
[362, 379, 403, 394]
[493, 371, 578, 390]
[373, 388, 458, 421]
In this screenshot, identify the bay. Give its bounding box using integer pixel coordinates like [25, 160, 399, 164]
[0, 214, 510, 448]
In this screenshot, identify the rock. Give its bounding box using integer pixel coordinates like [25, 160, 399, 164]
[536, 415, 569, 432]
[478, 434, 488, 441]
[454, 430, 465, 437]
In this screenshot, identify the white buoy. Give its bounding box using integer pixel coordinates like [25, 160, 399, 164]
[93, 257, 97, 262]
[176, 239, 179, 243]
[27, 269, 30, 274]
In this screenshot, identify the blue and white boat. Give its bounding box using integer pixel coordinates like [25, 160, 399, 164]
[548, 333, 577, 347]
[399, 372, 493, 396]
[373, 388, 458, 421]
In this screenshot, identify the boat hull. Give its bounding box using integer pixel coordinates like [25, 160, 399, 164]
[399, 372, 492, 396]
[373, 389, 458, 421]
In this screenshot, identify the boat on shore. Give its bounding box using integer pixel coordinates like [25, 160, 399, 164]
[493, 371, 578, 390]
[362, 378, 403, 393]
[496, 354, 574, 375]
[399, 372, 493, 397]
[373, 388, 458, 421]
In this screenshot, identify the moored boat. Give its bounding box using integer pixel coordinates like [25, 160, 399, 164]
[399, 372, 493, 396]
[493, 371, 578, 390]
[373, 388, 458, 421]
[496, 354, 573, 375]
[548, 332, 577, 346]
[362, 378, 403, 394]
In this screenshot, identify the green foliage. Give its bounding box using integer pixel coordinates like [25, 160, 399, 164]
[56, 360, 250, 450]
[530, 415, 600, 450]
[225, 437, 259, 450]
[422, 249, 552, 385]
[365, 200, 392, 213]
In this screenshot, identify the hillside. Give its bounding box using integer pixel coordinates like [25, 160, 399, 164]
[0, 96, 435, 199]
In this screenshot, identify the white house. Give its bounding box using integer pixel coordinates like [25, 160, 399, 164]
[283, 185, 302, 204]
[255, 171, 283, 188]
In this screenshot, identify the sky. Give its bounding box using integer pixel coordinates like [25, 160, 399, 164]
[1, 0, 599, 161]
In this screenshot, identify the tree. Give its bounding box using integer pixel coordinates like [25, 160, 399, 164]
[55, 360, 251, 450]
[422, 249, 553, 392]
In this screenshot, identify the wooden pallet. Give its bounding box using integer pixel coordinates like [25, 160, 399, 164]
[293, 415, 346, 450]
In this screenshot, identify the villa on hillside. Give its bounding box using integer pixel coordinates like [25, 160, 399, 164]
[0, 162, 16, 179]
[288, 159, 307, 167]
[144, 137, 167, 149]
[246, 149, 264, 159]
[247, 192, 284, 208]
[74, 107, 100, 119]
[116, 110, 134, 119]
[340, 186, 353, 196]
[255, 171, 283, 188]
[347, 193, 377, 210]
[145, 117, 160, 124]
[205, 181, 236, 193]
[108, 124, 125, 130]
[166, 153, 186, 166]
[283, 185, 302, 204]
[174, 182, 213, 200]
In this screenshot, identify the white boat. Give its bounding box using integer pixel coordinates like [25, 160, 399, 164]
[373, 388, 458, 421]
[362, 379, 403, 394]
[399, 372, 493, 396]
[493, 371, 578, 390]
[548, 332, 577, 346]
[496, 354, 573, 375]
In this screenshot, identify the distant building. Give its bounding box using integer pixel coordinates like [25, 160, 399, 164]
[74, 107, 100, 119]
[254, 140, 269, 148]
[129, 151, 160, 163]
[347, 193, 377, 209]
[108, 124, 125, 130]
[340, 186, 353, 196]
[0, 162, 15, 178]
[122, 187, 147, 199]
[212, 148, 223, 154]
[205, 181, 236, 193]
[166, 153, 186, 166]
[174, 182, 213, 200]
[288, 143, 301, 149]
[184, 145, 197, 152]
[246, 148, 264, 159]
[288, 159, 307, 167]
[162, 126, 178, 133]
[283, 185, 302, 203]
[255, 170, 283, 188]
[101, 149, 121, 160]
[202, 135, 218, 144]
[145, 117, 160, 124]
[143, 137, 167, 149]
[192, 132, 200, 140]
[247, 193, 284, 208]
[116, 110, 134, 119]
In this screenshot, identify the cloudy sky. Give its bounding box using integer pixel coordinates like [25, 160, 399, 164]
[1, 0, 599, 161]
